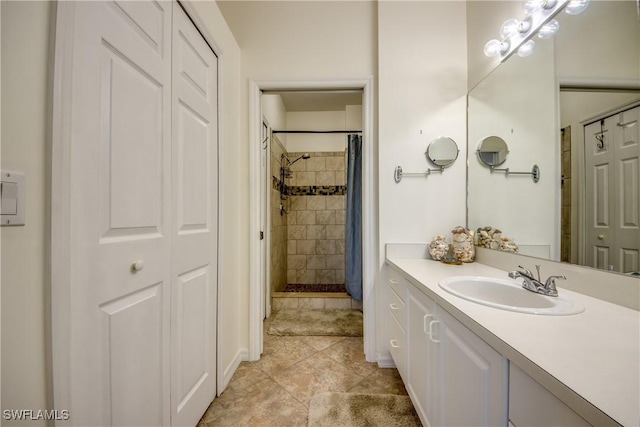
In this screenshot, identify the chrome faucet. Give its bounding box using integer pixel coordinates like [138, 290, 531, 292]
[508, 265, 565, 297]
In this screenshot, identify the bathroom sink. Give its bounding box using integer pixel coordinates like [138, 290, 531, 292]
[439, 276, 585, 315]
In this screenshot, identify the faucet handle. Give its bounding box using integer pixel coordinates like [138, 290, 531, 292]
[544, 275, 566, 297]
[518, 265, 533, 277]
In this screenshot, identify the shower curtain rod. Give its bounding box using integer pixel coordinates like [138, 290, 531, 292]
[272, 130, 362, 134]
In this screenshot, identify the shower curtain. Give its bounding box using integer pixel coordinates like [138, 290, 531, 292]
[345, 134, 363, 301]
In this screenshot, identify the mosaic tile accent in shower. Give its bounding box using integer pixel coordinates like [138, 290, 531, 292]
[289, 185, 346, 196]
[272, 177, 346, 197]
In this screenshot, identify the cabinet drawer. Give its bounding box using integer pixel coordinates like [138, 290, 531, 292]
[388, 268, 406, 300]
[388, 313, 407, 380]
[389, 287, 406, 329]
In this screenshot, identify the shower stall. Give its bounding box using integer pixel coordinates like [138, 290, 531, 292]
[270, 135, 349, 298]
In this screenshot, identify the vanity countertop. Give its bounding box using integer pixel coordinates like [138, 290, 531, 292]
[386, 257, 640, 427]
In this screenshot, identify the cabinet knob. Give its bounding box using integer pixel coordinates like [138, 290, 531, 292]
[131, 260, 144, 273]
[597, 234, 605, 240]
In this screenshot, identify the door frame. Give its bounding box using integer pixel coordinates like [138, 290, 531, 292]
[50, 0, 225, 412]
[248, 78, 377, 362]
[261, 118, 271, 320]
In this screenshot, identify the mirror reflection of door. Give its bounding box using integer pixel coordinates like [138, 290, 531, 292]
[584, 105, 640, 273]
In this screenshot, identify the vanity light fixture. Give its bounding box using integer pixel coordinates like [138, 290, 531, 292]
[482, 0, 590, 61]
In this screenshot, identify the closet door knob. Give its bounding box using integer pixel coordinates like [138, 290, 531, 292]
[131, 260, 144, 273]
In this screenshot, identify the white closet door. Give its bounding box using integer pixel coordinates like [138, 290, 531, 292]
[585, 117, 615, 270]
[612, 106, 639, 273]
[170, 3, 218, 426]
[64, 1, 172, 425]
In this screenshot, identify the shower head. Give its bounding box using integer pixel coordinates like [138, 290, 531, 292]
[283, 153, 311, 166]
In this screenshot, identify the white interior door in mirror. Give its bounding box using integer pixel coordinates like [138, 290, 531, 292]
[585, 106, 640, 273]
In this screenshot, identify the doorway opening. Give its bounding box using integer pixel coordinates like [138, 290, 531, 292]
[263, 90, 362, 316]
[248, 79, 376, 363]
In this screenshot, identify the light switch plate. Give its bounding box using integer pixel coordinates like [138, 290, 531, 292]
[1, 170, 26, 226]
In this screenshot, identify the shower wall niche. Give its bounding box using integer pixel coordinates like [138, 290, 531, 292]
[269, 139, 347, 294]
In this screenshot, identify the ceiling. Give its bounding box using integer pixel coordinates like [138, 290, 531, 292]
[265, 90, 363, 112]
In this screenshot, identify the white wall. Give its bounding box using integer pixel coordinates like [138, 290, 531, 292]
[286, 111, 351, 153]
[378, 1, 468, 360]
[555, 0, 639, 82]
[217, 1, 377, 82]
[262, 94, 287, 147]
[1, 2, 53, 423]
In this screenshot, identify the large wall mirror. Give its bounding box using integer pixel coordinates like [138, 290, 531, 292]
[467, 0, 640, 275]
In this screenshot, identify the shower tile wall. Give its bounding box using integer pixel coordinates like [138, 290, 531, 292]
[287, 151, 346, 285]
[270, 137, 288, 293]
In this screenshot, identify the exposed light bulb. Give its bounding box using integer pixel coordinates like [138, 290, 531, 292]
[500, 19, 520, 39]
[500, 17, 533, 39]
[518, 17, 532, 33]
[524, 0, 557, 15]
[517, 40, 536, 57]
[523, 0, 542, 15]
[565, 0, 590, 15]
[538, 19, 560, 39]
[484, 39, 510, 57]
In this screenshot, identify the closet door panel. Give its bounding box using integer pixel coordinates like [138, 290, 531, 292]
[613, 106, 639, 273]
[170, 3, 219, 426]
[61, 1, 173, 425]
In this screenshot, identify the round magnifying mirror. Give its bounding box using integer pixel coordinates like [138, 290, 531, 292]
[425, 137, 459, 167]
[477, 136, 509, 167]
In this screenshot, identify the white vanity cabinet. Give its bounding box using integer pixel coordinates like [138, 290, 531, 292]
[388, 267, 509, 427]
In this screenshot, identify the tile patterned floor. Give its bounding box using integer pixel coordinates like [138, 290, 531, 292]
[197, 313, 408, 427]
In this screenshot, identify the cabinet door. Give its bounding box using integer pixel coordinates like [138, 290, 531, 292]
[509, 365, 589, 427]
[406, 286, 438, 427]
[438, 308, 509, 427]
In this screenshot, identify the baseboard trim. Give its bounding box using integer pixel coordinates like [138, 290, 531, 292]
[219, 347, 248, 395]
[376, 353, 397, 369]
